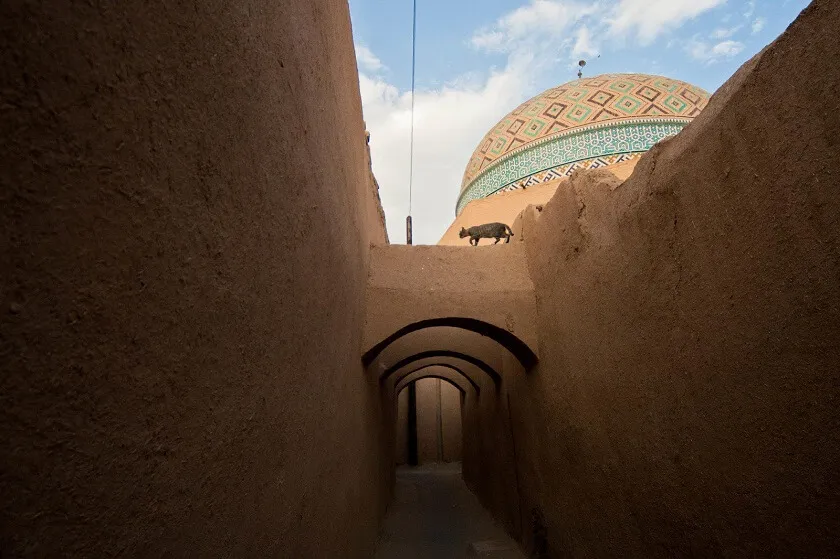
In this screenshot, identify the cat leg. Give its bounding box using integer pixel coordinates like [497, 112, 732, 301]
[505, 235, 510, 244]
[494, 237, 500, 244]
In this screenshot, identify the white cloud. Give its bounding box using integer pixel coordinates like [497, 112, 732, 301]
[471, 0, 733, 56]
[686, 37, 745, 63]
[359, 55, 537, 244]
[469, 31, 507, 52]
[751, 17, 766, 34]
[744, 0, 756, 19]
[711, 39, 745, 57]
[607, 0, 728, 44]
[470, 0, 598, 55]
[355, 44, 386, 73]
[711, 25, 742, 38]
[572, 26, 599, 58]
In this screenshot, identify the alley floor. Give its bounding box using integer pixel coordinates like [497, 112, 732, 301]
[373, 463, 526, 559]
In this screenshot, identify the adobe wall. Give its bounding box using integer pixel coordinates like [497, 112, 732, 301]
[466, 0, 840, 555]
[0, 1, 389, 557]
[363, 243, 538, 360]
[415, 379, 441, 463]
[441, 383, 463, 461]
[395, 389, 410, 465]
[461, 353, 526, 541]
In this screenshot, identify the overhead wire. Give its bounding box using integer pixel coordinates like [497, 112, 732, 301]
[409, 0, 417, 215]
[406, 0, 417, 243]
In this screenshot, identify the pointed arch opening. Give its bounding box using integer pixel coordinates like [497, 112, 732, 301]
[363, 317, 537, 370]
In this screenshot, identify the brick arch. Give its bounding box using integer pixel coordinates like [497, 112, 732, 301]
[393, 364, 479, 394]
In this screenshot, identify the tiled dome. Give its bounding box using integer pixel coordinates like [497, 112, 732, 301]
[457, 73, 711, 214]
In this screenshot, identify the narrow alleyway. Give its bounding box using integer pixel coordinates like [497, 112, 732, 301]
[374, 463, 525, 559]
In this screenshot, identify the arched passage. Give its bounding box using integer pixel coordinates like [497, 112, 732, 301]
[392, 364, 480, 394]
[393, 368, 467, 468]
[364, 243, 538, 378]
[379, 350, 501, 386]
[363, 317, 537, 370]
[368, 326, 508, 389]
[396, 375, 465, 397]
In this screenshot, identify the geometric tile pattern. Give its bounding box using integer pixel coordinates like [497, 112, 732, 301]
[456, 119, 690, 214]
[458, 74, 710, 213]
[492, 152, 643, 195]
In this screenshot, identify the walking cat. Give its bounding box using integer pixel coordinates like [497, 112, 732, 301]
[458, 222, 514, 245]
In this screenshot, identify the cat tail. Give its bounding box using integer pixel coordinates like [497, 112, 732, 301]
[505, 225, 514, 236]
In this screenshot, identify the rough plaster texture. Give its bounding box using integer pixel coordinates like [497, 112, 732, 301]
[459, 1, 840, 556]
[364, 244, 538, 362]
[1, 0, 389, 557]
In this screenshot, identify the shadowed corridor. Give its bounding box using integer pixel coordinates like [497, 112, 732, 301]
[374, 464, 525, 559]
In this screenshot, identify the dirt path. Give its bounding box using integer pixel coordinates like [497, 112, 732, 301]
[374, 463, 526, 558]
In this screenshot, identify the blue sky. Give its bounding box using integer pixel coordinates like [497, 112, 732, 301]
[350, 0, 811, 244]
